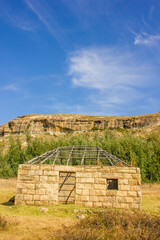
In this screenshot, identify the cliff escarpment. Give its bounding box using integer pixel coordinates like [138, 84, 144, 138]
[0, 113, 160, 137]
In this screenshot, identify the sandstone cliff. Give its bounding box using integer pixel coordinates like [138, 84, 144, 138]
[0, 112, 160, 137]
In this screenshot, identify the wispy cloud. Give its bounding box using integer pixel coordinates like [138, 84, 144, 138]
[134, 33, 160, 46]
[69, 47, 151, 90]
[0, 84, 18, 92]
[24, 0, 68, 47]
[0, 1, 36, 31]
[68, 47, 157, 114]
[149, 5, 155, 20]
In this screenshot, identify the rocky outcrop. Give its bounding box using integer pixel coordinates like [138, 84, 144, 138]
[0, 113, 160, 137]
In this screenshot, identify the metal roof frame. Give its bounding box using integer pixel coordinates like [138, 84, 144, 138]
[27, 145, 129, 166]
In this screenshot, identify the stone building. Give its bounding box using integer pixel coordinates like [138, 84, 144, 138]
[15, 146, 142, 209]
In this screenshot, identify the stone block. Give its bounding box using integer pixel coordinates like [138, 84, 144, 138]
[127, 191, 137, 197]
[28, 170, 35, 176]
[48, 195, 58, 201]
[130, 185, 141, 191]
[40, 176, 48, 182]
[118, 179, 128, 185]
[35, 201, 44, 206]
[120, 203, 129, 209]
[84, 202, 93, 207]
[133, 197, 141, 204]
[129, 203, 139, 209]
[47, 176, 57, 182]
[45, 189, 55, 195]
[106, 190, 117, 196]
[80, 195, 89, 201]
[40, 165, 54, 171]
[81, 178, 94, 183]
[19, 164, 32, 170]
[84, 173, 93, 178]
[44, 170, 56, 176]
[82, 189, 90, 195]
[33, 195, 40, 201]
[116, 197, 125, 203]
[116, 191, 127, 197]
[112, 203, 121, 208]
[24, 194, 33, 201]
[84, 183, 94, 189]
[19, 176, 34, 182]
[103, 202, 113, 208]
[93, 172, 102, 178]
[89, 190, 96, 196]
[42, 201, 49, 206]
[125, 197, 133, 203]
[129, 179, 138, 185]
[35, 170, 43, 175]
[25, 201, 34, 205]
[132, 174, 140, 179]
[94, 178, 106, 184]
[40, 195, 48, 201]
[110, 167, 116, 173]
[48, 201, 57, 206]
[89, 196, 98, 202]
[22, 189, 27, 194]
[93, 202, 103, 208]
[25, 183, 35, 189]
[76, 189, 82, 195]
[120, 185, 130, 191]
[122, 174, 132, 179]
[15, 200, 25, 205]
[95, 190, 106, 196]
[27, 189, 35, 194]
[97, 196, 105, 202]
[94, 184, 105, 190]
[36, 189, 45, 195]
[18, 169, 28, 175]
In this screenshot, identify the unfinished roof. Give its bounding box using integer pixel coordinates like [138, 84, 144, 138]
[27, 146, 129, 166]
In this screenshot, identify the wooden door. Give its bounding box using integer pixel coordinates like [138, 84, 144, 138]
[58, 172, 76, 204]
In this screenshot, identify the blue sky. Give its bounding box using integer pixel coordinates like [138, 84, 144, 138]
[0, 0, 160, 125]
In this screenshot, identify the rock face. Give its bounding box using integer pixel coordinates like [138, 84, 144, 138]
[0, 113, 160, 137]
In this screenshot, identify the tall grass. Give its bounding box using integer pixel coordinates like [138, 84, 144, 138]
[0, 130, 160, 182]
[53, 210, 160, 240]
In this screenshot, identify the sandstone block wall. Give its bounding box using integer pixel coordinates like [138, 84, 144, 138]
[15, 164, 142, 209]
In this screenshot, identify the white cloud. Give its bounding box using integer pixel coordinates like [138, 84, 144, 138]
[134, 33, 160, 46]
[0, 84, 18, 91]
[69, 47, 150, 90]
[68, 47, 157, 115]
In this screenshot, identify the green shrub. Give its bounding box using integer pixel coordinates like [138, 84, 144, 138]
[0, 130, 159, 182]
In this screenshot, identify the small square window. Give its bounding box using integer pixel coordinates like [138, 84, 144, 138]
[107, 179, 118, 190]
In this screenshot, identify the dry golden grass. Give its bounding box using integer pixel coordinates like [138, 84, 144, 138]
[0, 178, 160, 240]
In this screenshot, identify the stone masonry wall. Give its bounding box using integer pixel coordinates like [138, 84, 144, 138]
[15, 164, 142, 209]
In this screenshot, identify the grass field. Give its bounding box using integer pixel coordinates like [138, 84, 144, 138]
[0, 179, 160, 240]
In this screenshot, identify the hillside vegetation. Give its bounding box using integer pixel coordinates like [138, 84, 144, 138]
[0, 129, 160, 182]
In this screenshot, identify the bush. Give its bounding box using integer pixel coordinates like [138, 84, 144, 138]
[0, 130, 159, 182]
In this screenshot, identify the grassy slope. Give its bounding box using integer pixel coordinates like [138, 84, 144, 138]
[0, 179, 160, 240]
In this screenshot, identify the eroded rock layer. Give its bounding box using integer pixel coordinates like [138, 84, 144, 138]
[0, 113, 160, 137]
